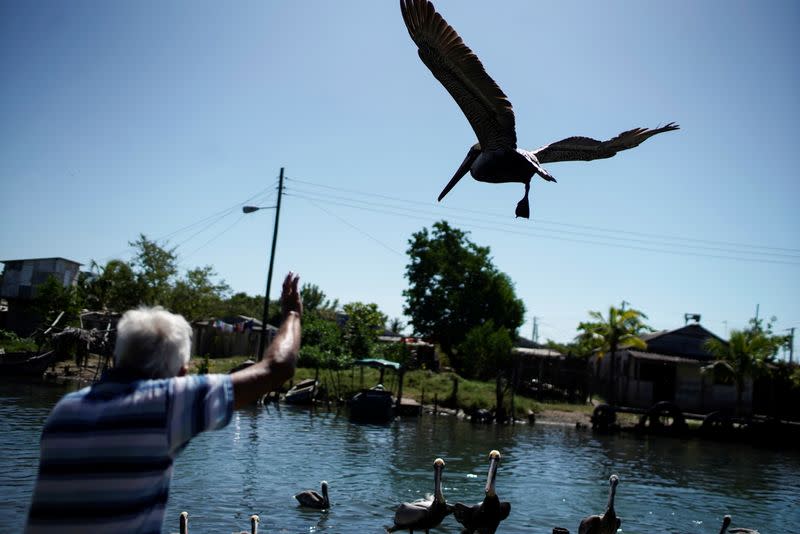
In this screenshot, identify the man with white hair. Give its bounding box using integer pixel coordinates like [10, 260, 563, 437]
[25, 272, 302, 534]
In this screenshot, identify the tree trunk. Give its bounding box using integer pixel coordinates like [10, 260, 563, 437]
[495, 373, 507, 424]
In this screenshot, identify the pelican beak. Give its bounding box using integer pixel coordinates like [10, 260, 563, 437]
[485, 450, 501, 497]
[438, 147, 480, 201]
[607, 475, 619, 509]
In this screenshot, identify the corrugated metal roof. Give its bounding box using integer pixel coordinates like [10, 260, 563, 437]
[513, 347, 563, 358]
[626, 350, 702, 365]
[1, 257, 83, 266]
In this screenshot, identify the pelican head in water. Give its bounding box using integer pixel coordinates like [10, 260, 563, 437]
[578, 475, 621, 534]
[400, 0, 678, 218]
[179, 511, 188, 534]
[388, 457, 451, 533]
[295, 480, 330, 510]
[452, 450, 511, 534]
[720, 514, 761, 534]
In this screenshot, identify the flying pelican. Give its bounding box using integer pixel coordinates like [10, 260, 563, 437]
[578, 475, 621, 534]
[388, 457, 451, 533]
[452, 450, 511, 534]
[720, 515, 760, 534]
[295, 480, 330, 510]
[400, 0, 679, 218]
[179, 511, 188, 534]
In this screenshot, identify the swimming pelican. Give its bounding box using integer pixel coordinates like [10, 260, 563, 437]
[294, 480, 330, 510]
[720, 514, 760, 534]
[179, 511, 188, 534]
[578, 475, 621, 534]
[388, 457, 451, 533]
[452, 450, 511, 534]
[400, 0, 679, 218]
[235, 514, 260, 534]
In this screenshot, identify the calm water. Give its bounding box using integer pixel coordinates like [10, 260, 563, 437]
[1, 382, 799, 533]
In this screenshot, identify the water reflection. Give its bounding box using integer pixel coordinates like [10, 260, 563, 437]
[1, 383, 798, 533]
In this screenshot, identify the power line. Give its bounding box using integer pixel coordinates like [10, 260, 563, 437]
[97, 180, 279, 263]
[287, 191, 800, 266]
[182, 214, 247, 261]
[288, 184, 799, 260]
[300, 196, 405, 257]
[286, 175, 800, 256]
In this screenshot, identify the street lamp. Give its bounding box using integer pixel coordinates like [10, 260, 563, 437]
[242, 167, 285, 360]
[242, 205, 269, 214]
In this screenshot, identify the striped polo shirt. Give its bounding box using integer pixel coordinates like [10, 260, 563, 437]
[25, 372, 234, 534]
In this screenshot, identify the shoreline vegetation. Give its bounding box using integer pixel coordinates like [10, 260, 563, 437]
[35, 353, 597, 427]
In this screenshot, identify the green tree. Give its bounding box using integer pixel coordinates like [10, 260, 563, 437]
[577, 303, 651, 404]
[342, 302, 387, 359]
[403, 221, 524, 374]
[387, 317, 406, 335]
[34, 275, 81, 327]
[299, 313, 345, 368]
[545, 336, 596, 360]
[169, 266, 230, 321]
[300, 283, 339, 317]
[79, 259, 141, 312]
[457, 320, 514, 422]
[457, 321, 513, 380]
[703, 316, 786, 415]
[219, 292, 263, 320]
[129, 234, 178, 305]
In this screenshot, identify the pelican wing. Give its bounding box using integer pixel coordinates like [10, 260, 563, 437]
[294, 490, 323, 507]
[499, 501, 511, 521]
[578, 514, 601, 534]
[393, 498, 433, 527]
[533, 123, 679, 164]
[401, 0, 516, 151]
[452, 501, 478, 523]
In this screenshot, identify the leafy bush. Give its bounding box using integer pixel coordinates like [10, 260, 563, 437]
[0, 330, 37, 352]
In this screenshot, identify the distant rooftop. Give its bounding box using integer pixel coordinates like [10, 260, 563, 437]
[1, 257, 82, 266]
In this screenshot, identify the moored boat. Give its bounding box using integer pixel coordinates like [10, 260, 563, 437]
[284, 378, 319, 405]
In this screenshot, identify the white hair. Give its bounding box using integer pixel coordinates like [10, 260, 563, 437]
[114, 306, 192, 379]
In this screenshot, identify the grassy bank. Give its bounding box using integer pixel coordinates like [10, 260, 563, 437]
[190, 356, 588, 416]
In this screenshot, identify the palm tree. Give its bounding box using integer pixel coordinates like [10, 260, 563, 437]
[578, 303, 651, 405]
[703, 328, 777, 415]
[388, 317, 406, 335]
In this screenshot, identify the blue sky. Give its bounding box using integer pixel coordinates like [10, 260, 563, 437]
[1, 1, 798, 356]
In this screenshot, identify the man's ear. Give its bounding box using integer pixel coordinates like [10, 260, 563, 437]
[178, 365, 189, 377]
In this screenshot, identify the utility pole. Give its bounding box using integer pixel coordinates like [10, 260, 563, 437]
[258, 168, 285, 360]
[532, 316, 539, 345]
[786, 327, 795, 364]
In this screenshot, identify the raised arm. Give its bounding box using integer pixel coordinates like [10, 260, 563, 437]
[232, 272, 302, 408]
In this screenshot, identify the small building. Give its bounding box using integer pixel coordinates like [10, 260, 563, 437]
[0, 257, 82, 335]
[514, 343, 588, 403]
[592, 323, 746, 414]
[191, 315, 276, 358]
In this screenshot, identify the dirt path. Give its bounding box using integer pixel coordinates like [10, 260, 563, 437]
[536, 409, 592, 427]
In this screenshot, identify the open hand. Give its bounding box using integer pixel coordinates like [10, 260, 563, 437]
[281, 272, 302, 318]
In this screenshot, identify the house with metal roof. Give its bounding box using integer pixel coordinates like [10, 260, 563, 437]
[0, 257, 82, 335]
[591, 322, 746, 414]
